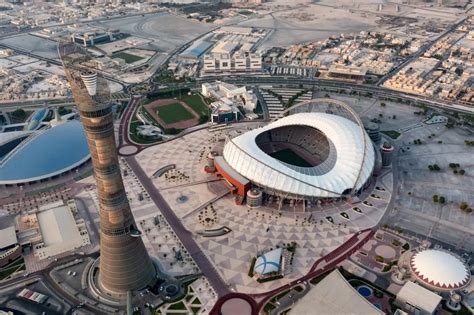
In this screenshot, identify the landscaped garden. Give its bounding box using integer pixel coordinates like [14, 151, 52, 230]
[381, 130, 401, 139]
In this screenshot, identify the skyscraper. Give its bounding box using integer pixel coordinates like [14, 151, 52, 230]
[59, 42, 155, 295]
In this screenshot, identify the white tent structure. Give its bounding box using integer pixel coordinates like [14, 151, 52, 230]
[410, 249, 471, 291]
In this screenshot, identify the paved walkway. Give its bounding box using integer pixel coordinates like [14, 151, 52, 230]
[125, 156, 231, 297]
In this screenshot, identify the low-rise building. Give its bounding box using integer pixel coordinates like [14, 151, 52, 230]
[0, 226, 21, 268]
[202, 81, 258, 123]
[395, 281, 442, 315]
[202, 53, 262, 74]
[327, 64, 367, 81]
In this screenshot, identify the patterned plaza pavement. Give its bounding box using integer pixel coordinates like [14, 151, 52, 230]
[133, 126, 394, 294]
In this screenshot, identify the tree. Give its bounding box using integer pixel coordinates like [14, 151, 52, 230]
[433, 195, 439, 203]
[439, 196, 446, 204]
[380, 102, 386, 107]
[460, 202, 468, 210]
[459, 169, 465, 175]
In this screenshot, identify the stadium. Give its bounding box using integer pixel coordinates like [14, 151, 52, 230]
[213, 99, 377, 205]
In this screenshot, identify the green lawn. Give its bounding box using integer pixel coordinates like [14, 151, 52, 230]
[0, 257, 25, 280]
[156, 103, 194, 124]
[270, 148, 313, 167]
[181, 95, 209, 116]
[381, 130, 401, 139]
[112, 52, 144, 64]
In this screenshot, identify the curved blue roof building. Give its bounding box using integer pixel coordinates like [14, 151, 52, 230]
[24, 108, 48, 131]
[0, 120, 90, 185]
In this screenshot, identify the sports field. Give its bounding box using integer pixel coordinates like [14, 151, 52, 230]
[156, 102, 195, 124]
[270, 148, 313, 167]
[112, 52, 143, 64]
[143, 98, 200, 129]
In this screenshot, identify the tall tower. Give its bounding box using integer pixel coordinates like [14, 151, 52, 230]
[59, 42, 155, 295]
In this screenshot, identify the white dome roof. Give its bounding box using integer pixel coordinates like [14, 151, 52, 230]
[222, 113, 375, 198]
[410, 249, 471, 290]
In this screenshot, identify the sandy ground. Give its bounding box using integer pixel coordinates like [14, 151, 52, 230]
[89, 12, 216, 53]
[0, 35, 59, 59]
[143, 98, 199, 129]
[242, 0, 463, 48]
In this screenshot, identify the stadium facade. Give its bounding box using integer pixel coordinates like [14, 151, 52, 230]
[214, 99, 376, 203]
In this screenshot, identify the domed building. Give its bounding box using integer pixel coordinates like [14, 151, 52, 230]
[0, 120, 90, 186]
[215, 99, 375, 203]
[409, 249, 471, 291]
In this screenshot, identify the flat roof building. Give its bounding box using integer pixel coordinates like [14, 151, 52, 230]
[290, 269, 384, 315]
[328, 64, 367, 81]
[395, 281, 442, 315]
[0, 226, 18, 250]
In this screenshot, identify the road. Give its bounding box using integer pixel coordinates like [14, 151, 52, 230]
[154, 76, 473, 114]
[209, 229, 375, 315]
[0, 253, 105, 315]
[0, 43, 126, 87]
[1, 74, 472, 115]
[125, 156, 231, 297]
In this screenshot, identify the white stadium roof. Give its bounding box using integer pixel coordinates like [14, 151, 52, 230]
[222, 113, 375, 198]
[410, 249, 471, 290]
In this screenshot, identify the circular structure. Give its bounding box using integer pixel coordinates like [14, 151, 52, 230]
[220, 297, 253, 315]
[246, 188, 263, 208]
[176, 195, 188, 204]
[163, 283, 180, 298]
[410, 249, 471, 291]
[0, 120, 90, 185]
[357, 286, 373, 298]
[375, 245, 397, 260]
[118, 145, 139, 155]
[222, 108, 375, 199]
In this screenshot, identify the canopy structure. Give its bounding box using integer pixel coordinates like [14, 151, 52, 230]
[410, 249, 471, 291]
[254, 248, 282, 275]
[223, 112, 375, 199]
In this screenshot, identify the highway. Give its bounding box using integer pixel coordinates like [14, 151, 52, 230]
[0, 42, 126, 87]
[153, 76, 473, 114]
[0, 253, 106, 315]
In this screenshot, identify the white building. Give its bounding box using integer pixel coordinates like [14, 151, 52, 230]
[222, 111, 375, 199]
[202, 81, 258, 123]
[201, 53, 262, 74]
[395, 281, 442, 315]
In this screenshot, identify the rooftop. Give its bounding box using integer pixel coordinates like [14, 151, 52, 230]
[0, 120, 90, 184]
[0, 226, 18, 249]
[410, 249, 471, 290]
[289, 269, 384, 315]
[396, 281, 442, 314]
